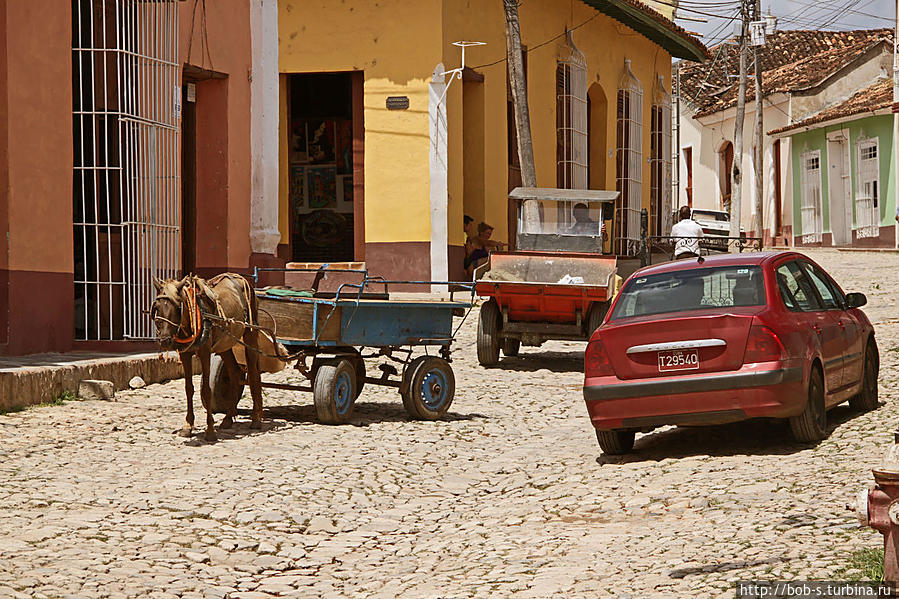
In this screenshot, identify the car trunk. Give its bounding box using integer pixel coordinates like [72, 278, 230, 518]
[600, 310, 762, 380]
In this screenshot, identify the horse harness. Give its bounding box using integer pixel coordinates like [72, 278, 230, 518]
[152, 274, 253, 352]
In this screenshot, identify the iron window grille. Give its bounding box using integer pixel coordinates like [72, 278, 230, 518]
[73, 0, 181, 341]
[855, 138, 880, 239]
[799, 150, 822, 244]
[616, 59, 643, 256]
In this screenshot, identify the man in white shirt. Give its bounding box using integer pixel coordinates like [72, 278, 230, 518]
[670, 205, 703, 260]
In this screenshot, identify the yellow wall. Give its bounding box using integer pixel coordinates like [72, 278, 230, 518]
[279, 0, 674, 249]
[279, 0, 442, 245]
[442, 0, 674, 245]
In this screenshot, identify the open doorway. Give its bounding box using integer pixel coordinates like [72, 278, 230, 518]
[288, 73, 362, 263]
[718, 141, 734, 211]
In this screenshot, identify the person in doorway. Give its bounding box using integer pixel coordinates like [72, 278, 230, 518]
[670, 205, 703, 260]
[465, 222, 506, 278]
[463, 215, 477, 274]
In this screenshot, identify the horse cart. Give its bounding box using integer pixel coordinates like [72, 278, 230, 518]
[210, 267, 471, 424]
[474, 188, 619, 366]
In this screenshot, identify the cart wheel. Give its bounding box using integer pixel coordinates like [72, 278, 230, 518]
[587, 302, 609, 338]
[351, 355, 366, 398]
[401, 356, 455, 420]
[477, 299, 500, 366]
[501, 338, 520, 357]
[210, 354, 244, 414]
[313, 359, 357, 424]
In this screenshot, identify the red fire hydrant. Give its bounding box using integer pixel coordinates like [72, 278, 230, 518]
[856, 431, 899, 583]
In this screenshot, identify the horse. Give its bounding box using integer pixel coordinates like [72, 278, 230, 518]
[151, 273, 264, 442]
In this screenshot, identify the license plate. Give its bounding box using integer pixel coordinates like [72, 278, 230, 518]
[658, 349, 700, 372]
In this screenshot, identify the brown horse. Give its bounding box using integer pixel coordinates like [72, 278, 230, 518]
[151, 273, 264, 441]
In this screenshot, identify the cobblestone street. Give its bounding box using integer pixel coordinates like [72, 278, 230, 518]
[1, 249, 898, 598]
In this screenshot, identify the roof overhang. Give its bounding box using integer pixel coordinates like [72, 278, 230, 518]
[509, 187, 620, 202]
[769, 107, 892, 138]
[580, 0, 709, 63]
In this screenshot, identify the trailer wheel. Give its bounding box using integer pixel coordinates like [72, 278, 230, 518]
[210, 353, 244, 414]
[501, 338, 520, 357]
[586, 302, 609, 338]
[477, 299, 500, 366]
[401, 356, 455, 420]
[313, 359, 357, 424]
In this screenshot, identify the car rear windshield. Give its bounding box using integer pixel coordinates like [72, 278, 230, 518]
[609, 265, 766, 320]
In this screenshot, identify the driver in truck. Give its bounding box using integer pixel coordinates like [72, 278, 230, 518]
[568, 203, 606, 240]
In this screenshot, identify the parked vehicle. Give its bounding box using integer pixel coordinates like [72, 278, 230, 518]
[583, 251, 878, 454]
[474, 188, 618, 365]
[672, 208, 746, 251]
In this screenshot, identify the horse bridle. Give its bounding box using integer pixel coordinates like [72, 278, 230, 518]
[151, 279, 203, 348]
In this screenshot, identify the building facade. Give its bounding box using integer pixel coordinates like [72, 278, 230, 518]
[677, 27, 892, 247]
[277, 0, 706, 281]
[0, 0, 258, 355]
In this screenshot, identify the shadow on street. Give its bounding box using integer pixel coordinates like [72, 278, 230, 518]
[596, 403, 865, 463]
[486, 350, 585, 374]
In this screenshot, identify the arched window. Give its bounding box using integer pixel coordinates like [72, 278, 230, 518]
[616, 59, 643, 256]
[556, 31, 587, 191]
[650, 75, 672, 237]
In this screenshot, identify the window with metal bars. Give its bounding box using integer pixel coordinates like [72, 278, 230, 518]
[650, 76, 672, 237]
[555, 33, 587, 195]
[72, 0, 181, 341]
[799, 150, 822, 243]
[855, 138, 880, 239]
[615, 60, 643, 256]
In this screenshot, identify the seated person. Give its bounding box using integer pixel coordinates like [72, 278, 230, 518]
[567, 203, 606, 240]
[465, 222, 506, 278]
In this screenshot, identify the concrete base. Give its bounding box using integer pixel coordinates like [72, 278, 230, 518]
[0, 351, 185, 412]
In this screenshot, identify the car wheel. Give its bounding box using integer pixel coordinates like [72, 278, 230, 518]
[789, 366, 827, 443]
[849, 339, 879, 412]
[595, 429, 635, 455]
[477, 300, 500, 366]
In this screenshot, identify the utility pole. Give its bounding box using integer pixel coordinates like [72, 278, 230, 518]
[729, 0, 750, 244]
[503, 0, 536, 189]
[674, 61, 682, 209]
[752, 0, 764, 243]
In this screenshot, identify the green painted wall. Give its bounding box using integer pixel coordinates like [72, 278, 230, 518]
[789, 113, 896, 238]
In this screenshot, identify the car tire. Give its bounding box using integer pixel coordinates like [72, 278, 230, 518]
[789, 366, 827, 443]
[313, 359, 356, 424]
[477, 300, 500, 366]
[849, 339, 879, 412]
[595, 429, 635, 455]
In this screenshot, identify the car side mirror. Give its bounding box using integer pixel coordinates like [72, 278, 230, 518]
[846, 292, 867, 309]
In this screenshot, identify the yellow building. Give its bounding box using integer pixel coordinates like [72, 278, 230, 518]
[278, 0, 706, 281]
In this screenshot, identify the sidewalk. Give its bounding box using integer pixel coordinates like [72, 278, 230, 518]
[0, 351, 184, 412]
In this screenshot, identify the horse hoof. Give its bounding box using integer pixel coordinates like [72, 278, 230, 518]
[178, 427, 193, 438]
[204, 431, 218, 442]
[250, 420, 262, 430]
[219, 417, 234, 430]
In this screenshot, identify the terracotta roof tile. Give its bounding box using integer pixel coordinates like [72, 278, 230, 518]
[768, 78, 893, 135]
[679, 28, 892, 117]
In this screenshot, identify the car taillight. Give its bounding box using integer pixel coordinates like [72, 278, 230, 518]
[702, 227, 711, 234]
[743, 325, 786, 363]
[585, 337, 615, 377]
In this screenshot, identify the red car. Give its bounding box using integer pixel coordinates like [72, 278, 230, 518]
[583, 251, 878, 454]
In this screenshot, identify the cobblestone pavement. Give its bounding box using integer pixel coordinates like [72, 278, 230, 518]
[1, 249, 898, 598]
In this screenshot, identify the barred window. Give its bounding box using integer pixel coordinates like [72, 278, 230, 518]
[616, 60, 643, 256]
[799, 150, 822, 243]
[556, 32, 587, 193]
[856, 138, 880, 239]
